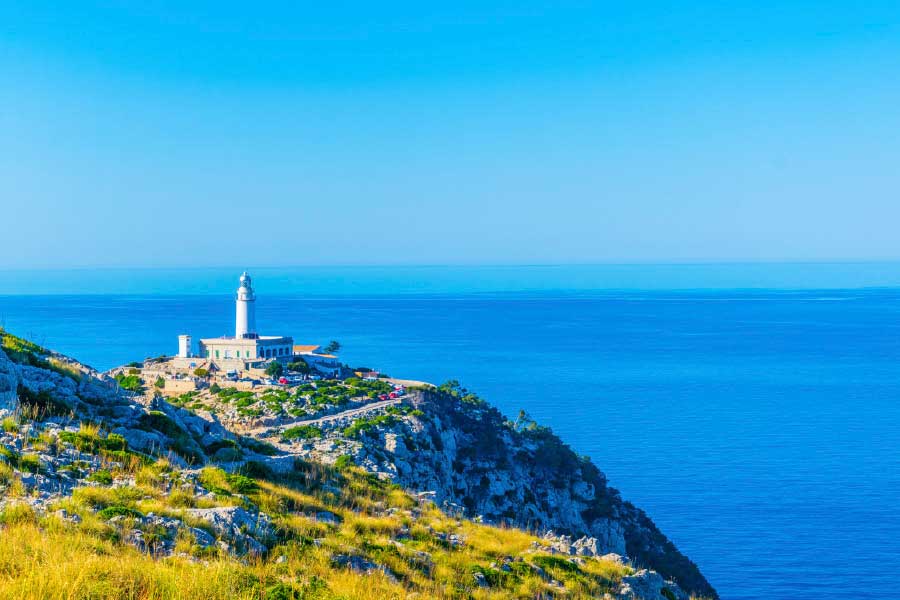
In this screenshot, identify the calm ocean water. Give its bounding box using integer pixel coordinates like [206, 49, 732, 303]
[2, 268, 900, 599]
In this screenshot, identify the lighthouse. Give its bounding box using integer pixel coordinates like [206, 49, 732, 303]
[194, 272, 293, 368]
[235, 271, 257, 338]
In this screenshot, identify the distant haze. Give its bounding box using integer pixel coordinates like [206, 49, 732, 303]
[2, 2, 900, 268]
[6, 264, 900, 296]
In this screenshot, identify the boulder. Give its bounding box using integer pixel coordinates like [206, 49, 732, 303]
[111, 427, 167, 453]
[332, 554, 397, 581]
[186, 506, 273, 555]
[618, 570, 688, 600]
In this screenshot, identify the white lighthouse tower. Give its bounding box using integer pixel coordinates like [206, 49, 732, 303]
[235, 271, 257, 339]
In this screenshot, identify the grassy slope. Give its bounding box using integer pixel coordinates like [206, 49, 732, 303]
[0, 420, 637, 599]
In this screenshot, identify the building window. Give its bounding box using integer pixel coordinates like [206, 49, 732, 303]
[215, 350, 220, 359]
[236, 350, 240, 358]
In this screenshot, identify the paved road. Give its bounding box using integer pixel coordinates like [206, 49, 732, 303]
[244, 397, 402, 436]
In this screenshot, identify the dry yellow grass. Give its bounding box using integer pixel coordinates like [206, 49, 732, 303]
[0, 445, 640, 599]
[0, 523, 263, 600]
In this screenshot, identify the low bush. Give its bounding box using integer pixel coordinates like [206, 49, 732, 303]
[87, 470, 113, 485]
[282, 425, 322, 441]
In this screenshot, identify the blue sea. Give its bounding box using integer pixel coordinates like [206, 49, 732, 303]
[2, 265, 900, 600]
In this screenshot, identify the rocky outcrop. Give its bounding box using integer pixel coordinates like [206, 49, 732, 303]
[618, 569, 690, 600]
[186, 506, 273, 556]
[335, 390, 717, 598]
[0, 350, 18, 415]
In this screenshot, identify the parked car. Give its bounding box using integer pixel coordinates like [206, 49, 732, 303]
[389, 391, 400, 399]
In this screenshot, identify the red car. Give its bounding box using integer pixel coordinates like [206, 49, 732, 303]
[278, 377, 289, 385]
[378, 394, 389, 401]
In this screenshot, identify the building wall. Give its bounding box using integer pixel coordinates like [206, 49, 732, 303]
[162, 379, 199, 394]
[198, 336, 294, 370]
[235, 298, 255, 338]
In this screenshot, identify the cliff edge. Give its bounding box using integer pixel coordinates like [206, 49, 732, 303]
[0, 329, 715, 599]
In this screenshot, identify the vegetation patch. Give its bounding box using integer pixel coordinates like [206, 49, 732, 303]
[343, 415, 398, 439]
[114, 373, 144, 392]
[282, 425, 322, 441]
[87, 470, 113, 485]
[98, 505, 144, 520]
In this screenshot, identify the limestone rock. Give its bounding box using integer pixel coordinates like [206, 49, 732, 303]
[186, 506, 273, 555]
[332, 554, 397, 581]
[618, 569, 689, 600]
[0, 350, 18, 415]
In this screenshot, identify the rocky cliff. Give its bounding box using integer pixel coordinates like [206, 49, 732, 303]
[0, 330, 715, 599]
[290, 388, 715, 598]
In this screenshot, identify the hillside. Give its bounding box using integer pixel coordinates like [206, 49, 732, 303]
[0, 328, 715, 599]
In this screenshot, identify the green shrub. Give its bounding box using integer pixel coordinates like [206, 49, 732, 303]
[282, 425, 322, 441]
[105, 433, 127, 451]
[286, 360, 310, 374]
[531, 554, 582, 574]
[343, 415, 398, 439]
[98, 505, 143, 520]
[265, 362, 284, 378]
[334, 455, 354, 471]
[225, 473, 258, 494]
[87, 470, 113, 485]
[115, 373, 143, 392]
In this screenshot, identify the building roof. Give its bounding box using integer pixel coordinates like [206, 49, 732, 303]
[201, 335, 292, 345]
[199, 336, 258, 345]
[293, 344, 321, 354]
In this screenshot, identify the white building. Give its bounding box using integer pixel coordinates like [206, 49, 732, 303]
[195, 272, 293, 370]
[293, 344, 341, 377]
[177, 335, 192, 358]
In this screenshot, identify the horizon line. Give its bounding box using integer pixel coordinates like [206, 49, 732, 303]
[7, 259, 900, 272]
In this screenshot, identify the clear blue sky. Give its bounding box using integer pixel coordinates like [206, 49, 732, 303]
[2, 2, 900, 268]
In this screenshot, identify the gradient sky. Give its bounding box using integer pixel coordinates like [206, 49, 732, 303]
[2, 2, 900, 268]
